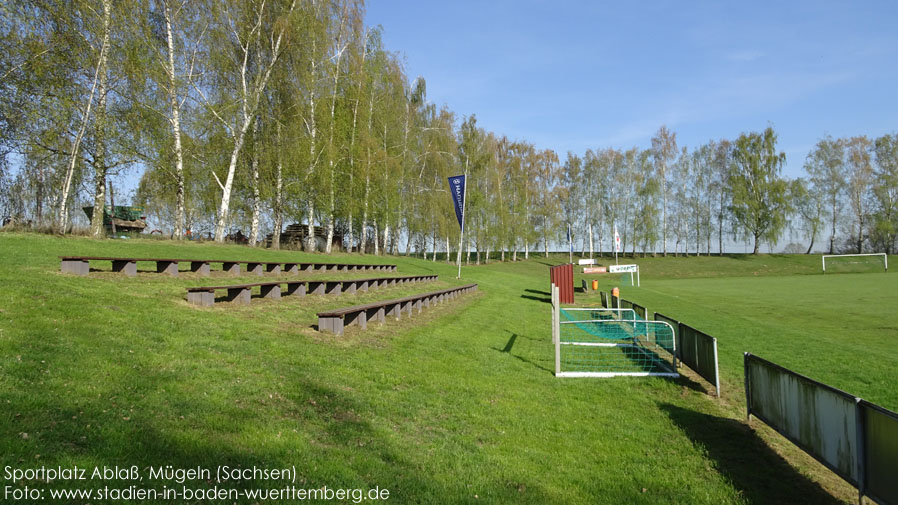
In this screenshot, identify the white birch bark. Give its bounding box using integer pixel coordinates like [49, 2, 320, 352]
[58, 2, 111, 234]
[213, 0, 296, 243]
[325, 5, 349, 253]
[163, 1, 187, 239]
[272, 123, 283, 249]
[249, 117, 261, 247]
[89, 0, 112, 238]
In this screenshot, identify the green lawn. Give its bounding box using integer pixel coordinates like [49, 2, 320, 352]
[1, 233, 891, 504]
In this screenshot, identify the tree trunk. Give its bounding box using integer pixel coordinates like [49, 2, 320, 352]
[373, 219, 379, 255]
[58, 1, 110, 234]
[829, 197, 837, 254]
[272, 123, 283, 249]
[324, 11, 348, 254]
[164, 2, 186, 240]
[753, 232, 761, 254]
[249, 118, 261, 247]
[214, 1, 294, 242]
[589, 223, 594, 258]
[89, 0, 112, 238]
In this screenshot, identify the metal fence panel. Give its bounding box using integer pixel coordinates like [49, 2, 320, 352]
[654, 313, 680, 355]
[861, 401, 898, 505]
[745, 354, 859, 484]
[629, 301, 647, 320]
[678, 323, 720, 395]
[600, 291, 608, 308]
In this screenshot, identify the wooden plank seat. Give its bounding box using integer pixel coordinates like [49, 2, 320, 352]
[186, 275, 438, 307]
[317, 284, 478, 335]
[60, 256, 397, 277]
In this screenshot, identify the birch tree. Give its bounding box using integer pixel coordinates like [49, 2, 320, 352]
[200, 0, 296, 243]
[651, 125, 677, 256]
[845, 135, 874, 253]
[804, 136, 845, 254]
[729, 127, 790, 254]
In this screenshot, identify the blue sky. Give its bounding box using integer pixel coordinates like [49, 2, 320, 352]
[366, 1, 898, 178]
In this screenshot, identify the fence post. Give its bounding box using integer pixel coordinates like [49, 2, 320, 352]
[552, 284, 561, 377]
[744, 352, 752, 421]
[855, 398, 865, 505]
[713, 338, 721, 398]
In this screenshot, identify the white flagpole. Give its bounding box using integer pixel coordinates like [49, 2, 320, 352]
[456, 166, 467, 279]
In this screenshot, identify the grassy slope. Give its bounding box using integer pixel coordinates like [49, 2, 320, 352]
[1, 234, 885, 504]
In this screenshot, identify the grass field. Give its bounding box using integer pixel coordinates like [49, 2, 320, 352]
[0, 233, 894, 504]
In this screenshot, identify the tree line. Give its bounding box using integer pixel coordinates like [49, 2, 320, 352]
[1, 1, 896, 257]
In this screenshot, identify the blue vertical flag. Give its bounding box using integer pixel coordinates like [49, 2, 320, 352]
[448, 175, 466, 229]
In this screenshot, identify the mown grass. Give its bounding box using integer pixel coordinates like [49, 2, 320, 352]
[1, 234, 886, 504]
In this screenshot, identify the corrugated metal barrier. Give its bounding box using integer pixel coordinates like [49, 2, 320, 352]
[549, 264, 574, 304]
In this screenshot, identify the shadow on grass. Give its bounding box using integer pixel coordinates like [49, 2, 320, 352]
[490, 332, 553, 375]
[4, 366, 559, 504]
[523, 289, 549, 296]
[520, 294, 551, 304]
[659, 403, 845, 505]
[674, 367, 714, 396]
[500, 333, 517, 352]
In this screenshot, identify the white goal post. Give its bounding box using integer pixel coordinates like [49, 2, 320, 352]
[821, 253, 888, 273]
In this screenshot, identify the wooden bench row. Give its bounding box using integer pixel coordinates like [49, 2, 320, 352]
[185, 275, 438, 307]
[317, 284, 478, 336]
[60, 256, 396, 277]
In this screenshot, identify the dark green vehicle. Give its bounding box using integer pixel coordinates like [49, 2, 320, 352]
[82, 205, 148, 234]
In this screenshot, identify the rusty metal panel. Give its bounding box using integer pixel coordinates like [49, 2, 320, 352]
[745, 354, 859, 485]
[551, 264, 574, 304]
[861, 400, 898, 505]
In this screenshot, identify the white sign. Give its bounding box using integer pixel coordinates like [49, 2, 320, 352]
[609, 264, 638, 273]
[578, 259, 596, 265]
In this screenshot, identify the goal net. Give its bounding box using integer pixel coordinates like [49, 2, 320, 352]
[822, 253, 888, 274]
[554, 306, 678, 377]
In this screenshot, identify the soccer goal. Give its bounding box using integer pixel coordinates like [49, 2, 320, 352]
[822, 253, 888, 274]
[551, 286, 678, 378]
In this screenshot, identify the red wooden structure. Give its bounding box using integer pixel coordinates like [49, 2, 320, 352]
[549, 263, 574, 304]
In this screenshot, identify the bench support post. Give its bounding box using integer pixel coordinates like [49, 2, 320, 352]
[187, 291, 215, 307]
[223, 262, 241, 275]
[227, 287, 252, 304]
[190, 261, 211, 276]
[157, 260, 179, 276]
[319, 316, 344, 335]
[286, 282, 306, 297]
[61, 259, 90, 276]
[260, 284, 281, 300]
[326, 282, 342, 296]
[112, 260, 138, 277]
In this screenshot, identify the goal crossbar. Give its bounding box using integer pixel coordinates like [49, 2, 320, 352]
[822, 253, 888, 273]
